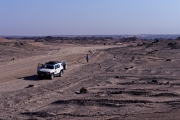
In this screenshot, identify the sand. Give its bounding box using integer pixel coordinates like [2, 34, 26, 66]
[0, 38, 180, 119]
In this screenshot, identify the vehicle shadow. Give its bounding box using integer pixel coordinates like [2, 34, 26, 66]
[22, 75, 50, 81]
[23, 75, 39, 81]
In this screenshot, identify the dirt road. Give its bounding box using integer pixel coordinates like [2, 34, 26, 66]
[0, 44, 120, 91]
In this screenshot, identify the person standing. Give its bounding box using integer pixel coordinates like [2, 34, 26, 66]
[86, 54, 89, 63]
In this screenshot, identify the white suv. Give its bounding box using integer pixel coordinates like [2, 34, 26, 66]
[37, 61, 67, 80]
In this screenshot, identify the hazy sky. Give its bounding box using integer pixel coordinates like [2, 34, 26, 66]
[0, 0, 180, 36]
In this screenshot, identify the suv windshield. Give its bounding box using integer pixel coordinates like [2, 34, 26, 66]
[44, 65, 54, 69]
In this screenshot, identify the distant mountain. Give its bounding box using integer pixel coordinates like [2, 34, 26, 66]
[136, 34, 180, 40]
[1, 34, 180, 40]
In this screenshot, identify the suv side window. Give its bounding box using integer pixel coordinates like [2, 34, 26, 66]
[55, 65, 57, 69]
[55, 64, 60, 69]
[57, 64, 60, 68]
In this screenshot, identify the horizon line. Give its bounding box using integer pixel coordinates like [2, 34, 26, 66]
[1, 34, 180, 37]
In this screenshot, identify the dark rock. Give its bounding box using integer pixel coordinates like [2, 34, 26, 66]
[131, 56, 135, 62]
[110, 91, 123, 94]
[80, 87, 87, 93]
[125, 67, 129, 70]
[166, 59, 171, 61]
[114, 76, 120, 78]
[151, 80, 158, 83]
[26, 84, 34, 88]
[168, 42, 178, 49]
[166, 81, 169, 85]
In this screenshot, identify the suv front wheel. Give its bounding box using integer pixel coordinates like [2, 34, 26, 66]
[50, 73, 54, 80]
[59, 70, 63, 77]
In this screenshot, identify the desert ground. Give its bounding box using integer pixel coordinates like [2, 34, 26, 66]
[1, 37, 180, 120]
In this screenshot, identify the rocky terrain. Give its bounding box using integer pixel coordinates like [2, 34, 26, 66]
[0, 37, 180, 119]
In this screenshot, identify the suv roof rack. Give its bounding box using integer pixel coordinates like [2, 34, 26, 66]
[45, 61, 58, 65]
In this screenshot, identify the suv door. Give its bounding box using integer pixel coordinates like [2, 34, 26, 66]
[55, 64, 61, 75]
[37, 63, 43, 74]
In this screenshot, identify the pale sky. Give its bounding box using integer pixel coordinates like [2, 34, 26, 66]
[0, 0, 180, 36]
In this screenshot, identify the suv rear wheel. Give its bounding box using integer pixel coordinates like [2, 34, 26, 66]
[64, 65, 67, 70]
